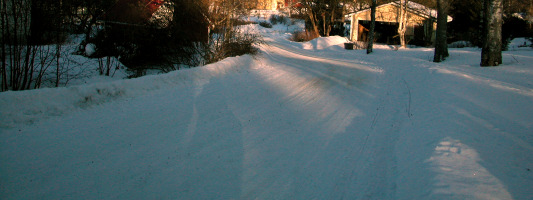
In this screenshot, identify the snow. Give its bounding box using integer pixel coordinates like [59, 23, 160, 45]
[302, 36, 349, 50]
[393, 1, 453, 22]
[448, 40, 474, 48]
[85, 43, 96, 57]
[508, 37, 532, 51]
[512, 13, 533, 23]
[1, 21, 533, 199]
[349, 1, 453, 22]
[2, 40, 129, 89]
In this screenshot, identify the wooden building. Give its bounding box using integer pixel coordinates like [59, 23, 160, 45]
[347, 1, 452, 46]
[253, 0, 299, 10]
[99, 0, 208, 43]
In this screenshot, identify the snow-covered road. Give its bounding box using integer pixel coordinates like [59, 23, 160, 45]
[2, 25, 533, 199]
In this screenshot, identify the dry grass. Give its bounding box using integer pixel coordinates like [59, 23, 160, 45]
[290, 30, 319, 42]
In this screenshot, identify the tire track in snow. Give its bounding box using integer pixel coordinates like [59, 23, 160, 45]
[262, 40, 410, 199]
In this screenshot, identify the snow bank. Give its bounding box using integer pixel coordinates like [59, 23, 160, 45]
[302, 36, 349, 50]
[0, 55, 253, 128]
[508, 37, 532, 51]
[2, 16, 533, 200]
[448, 41, 474, 48]
[85, 43, 97, 57]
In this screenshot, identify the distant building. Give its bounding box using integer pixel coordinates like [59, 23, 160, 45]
[254, 0, 278, 10]
[253, 0, 299, 11]
[347, 1, 452, 46]
[99, 0, 208, 42]
[100, 0, 166, 26]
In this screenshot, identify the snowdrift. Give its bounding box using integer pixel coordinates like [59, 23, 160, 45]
[302, 36, 349, 50]
[1, 17, 533, 200]
[0, 55, 253, 128]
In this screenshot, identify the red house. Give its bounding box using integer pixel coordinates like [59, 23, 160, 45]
[285, 0, 301, 7]
[101, 0, 165, 25]
[100, 0, 209, 42]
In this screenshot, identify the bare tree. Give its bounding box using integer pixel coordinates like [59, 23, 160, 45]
[344, 0, 370, 13]
[73, 0, 118, 46]
[1, 0, 95, 91]
[1, 0, 7, 90]
[300, 0, 343, 37]
[367, 0, 377, 54]
[201, 0, 262, 64]
[433, 0, 449, 62]
[397, 0, 409, 48]
[1, 0, 38, 91]
[325, 0, 343, 37]
[481, 0, 503, 66]
[300, 0, 321, 37]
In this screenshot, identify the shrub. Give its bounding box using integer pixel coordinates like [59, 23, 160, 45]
[231, 19, 256, 26]
[202, 31, 263, 65]
[88, 1, 263, 77]
[448, 41, 474, 48]
[259, 21, 273, 28]
[269, 14, 288, 25]
[290, 30, 319, 42]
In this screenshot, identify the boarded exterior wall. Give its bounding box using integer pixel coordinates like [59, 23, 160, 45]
[255, 0, 278, 10]
[349, 3, 437, 44]
[250, 0, 297, 11]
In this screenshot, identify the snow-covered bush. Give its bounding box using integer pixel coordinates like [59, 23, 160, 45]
[200, 29, 263, 65]
[259, 21, 273, 28]
[85, 43, 97, 57]
[448, 41, 474, 48]
[502, 15, 533, 50]
[269, 14, 289, 25]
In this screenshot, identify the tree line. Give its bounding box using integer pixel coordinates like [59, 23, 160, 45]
[294, 0, 531, 66]
[1, 0, 262, 91]
[1, 0, 532, 91]
[0, 0, 121, 91]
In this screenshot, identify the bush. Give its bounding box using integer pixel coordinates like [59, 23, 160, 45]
[502, 16, 533, 50]
[87, 1, 263, 77]
[202, 31, 263, 65]
[231, 19, 256, 26]
[259, 21, 273, 28]
[269, 14, 288, 25]
[290, 30, 319, 42]
[448, 41, 474, 48]
[224, 41, 257, 57]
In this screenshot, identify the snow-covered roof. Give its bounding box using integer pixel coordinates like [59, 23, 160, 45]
[347, 1, 452, 22]
[512, 13, 533, 23]
[395, 1, 437, 18]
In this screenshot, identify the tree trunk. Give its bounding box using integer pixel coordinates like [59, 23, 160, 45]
[308, 12, 320, 37]
[367, 0, 377, 54]
[327, 5, 336, 37]
[1, 0, 7, 91]
[481, 0, 503, 66]
[55, 44, 61, 87]
[397, 0, 408, 48]
[322, 13, 327, 36]
[433, 0, 449, 62]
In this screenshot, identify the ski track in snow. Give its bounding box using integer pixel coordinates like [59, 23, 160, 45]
[1, 25, 533, 199]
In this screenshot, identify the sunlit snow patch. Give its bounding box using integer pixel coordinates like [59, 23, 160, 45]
[427, 138, 512, 199]
[302, 36, 349, 50]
